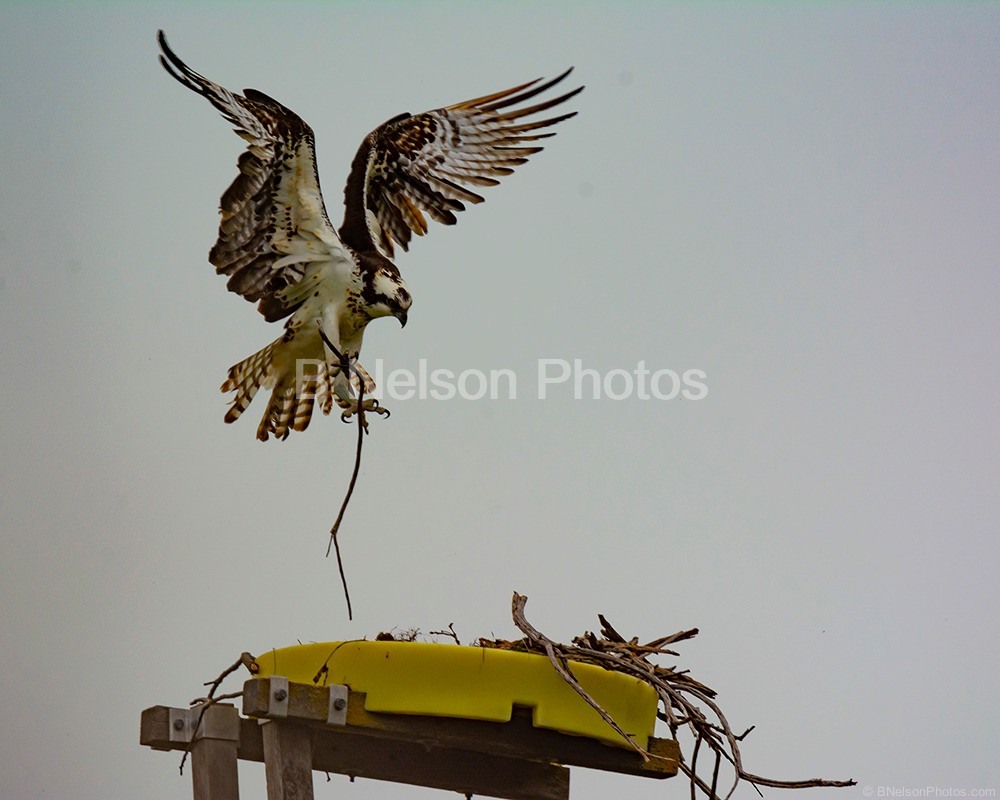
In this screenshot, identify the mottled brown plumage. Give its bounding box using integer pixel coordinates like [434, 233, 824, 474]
[340, 70, 582, 257]
[159, 31, 582, 439]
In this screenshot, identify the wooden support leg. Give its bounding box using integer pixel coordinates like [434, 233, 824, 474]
[192, 736, 240, 800]
[188, 704, 241, 800]
[262, 721, 314, 800]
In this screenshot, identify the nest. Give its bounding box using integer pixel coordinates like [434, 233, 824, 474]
[184, 593, 854, 799]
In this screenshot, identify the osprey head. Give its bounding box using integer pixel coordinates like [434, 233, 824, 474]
[367, 264, 412, 328]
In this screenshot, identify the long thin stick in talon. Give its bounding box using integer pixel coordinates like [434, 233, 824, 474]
[317, 327, 351, 380]
[317, 326, 362, 621]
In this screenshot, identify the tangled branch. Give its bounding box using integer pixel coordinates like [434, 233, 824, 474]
[504, 593, 855, 800]
[178, 652, 259, 775]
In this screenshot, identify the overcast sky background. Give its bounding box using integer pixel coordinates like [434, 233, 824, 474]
[1, 3, 997, 799]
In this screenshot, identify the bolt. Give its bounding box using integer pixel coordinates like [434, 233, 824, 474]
[173, 718, 185, 731]
[333, 697, 347, 711]
[274, 688, 288, 702]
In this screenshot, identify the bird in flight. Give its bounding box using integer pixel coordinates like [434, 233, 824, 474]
[158, 31, 582, 441]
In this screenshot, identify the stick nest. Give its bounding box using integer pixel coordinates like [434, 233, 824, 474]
[183, 594, 854, 799]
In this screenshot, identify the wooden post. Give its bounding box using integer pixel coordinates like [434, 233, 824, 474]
[192, 735, 240, 800]
[139, 704, 241, 800]
[262, 720, 314, 800]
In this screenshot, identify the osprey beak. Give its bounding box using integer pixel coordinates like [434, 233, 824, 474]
[395, 310, 408, 328]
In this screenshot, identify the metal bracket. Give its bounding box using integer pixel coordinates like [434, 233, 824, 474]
[168, 707, 194, 743]
[327, 684, 349, 726]
[268, 676, 290, 718]
[166, 704, 240, 743]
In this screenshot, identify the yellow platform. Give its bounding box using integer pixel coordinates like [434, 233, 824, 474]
[255, 641, 657, 749]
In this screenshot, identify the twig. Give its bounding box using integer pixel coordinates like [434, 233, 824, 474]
[740, 773, 859, 791]
[202, 651, 259, 696]
[511, 593, 648, 761]
[710, 749, 722, 800]
[317, 327, 365, 621]
[735, 725, 755, 741]
[429, 623, 461, 644]
[690, 734, 702, 800]
[179, 653, 258, 775]
[508, 593, 855, 799]
[188, 690, 243, 705]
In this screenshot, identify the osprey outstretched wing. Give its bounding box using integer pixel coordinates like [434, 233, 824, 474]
[158, 31, 581, 440]
[339, 71, 582, 257]
[159, 33, 353, 325]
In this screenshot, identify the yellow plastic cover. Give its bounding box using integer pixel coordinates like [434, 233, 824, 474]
[255, 641, 657, 749]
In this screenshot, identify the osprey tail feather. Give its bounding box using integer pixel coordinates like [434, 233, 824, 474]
[221, 335, 334, 442]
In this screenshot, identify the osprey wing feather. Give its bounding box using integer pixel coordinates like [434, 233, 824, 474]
[339, 70, 583, 257]
[158, 31, 349, 323]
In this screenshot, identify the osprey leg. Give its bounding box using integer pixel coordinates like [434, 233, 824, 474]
[316, 324, 389, 431]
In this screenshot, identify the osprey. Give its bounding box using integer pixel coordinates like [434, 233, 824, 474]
[158, 32, 582, 440]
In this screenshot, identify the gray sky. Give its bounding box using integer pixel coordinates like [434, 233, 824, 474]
[1, 3, 998, 799]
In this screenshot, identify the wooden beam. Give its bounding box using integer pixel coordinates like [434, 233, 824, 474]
[141, 707, 570, 800]
[254, 721, 569, 800]
[308, 729, 569, 800]
[140, 705, 174, 751]
[242, 678, 679, 779]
